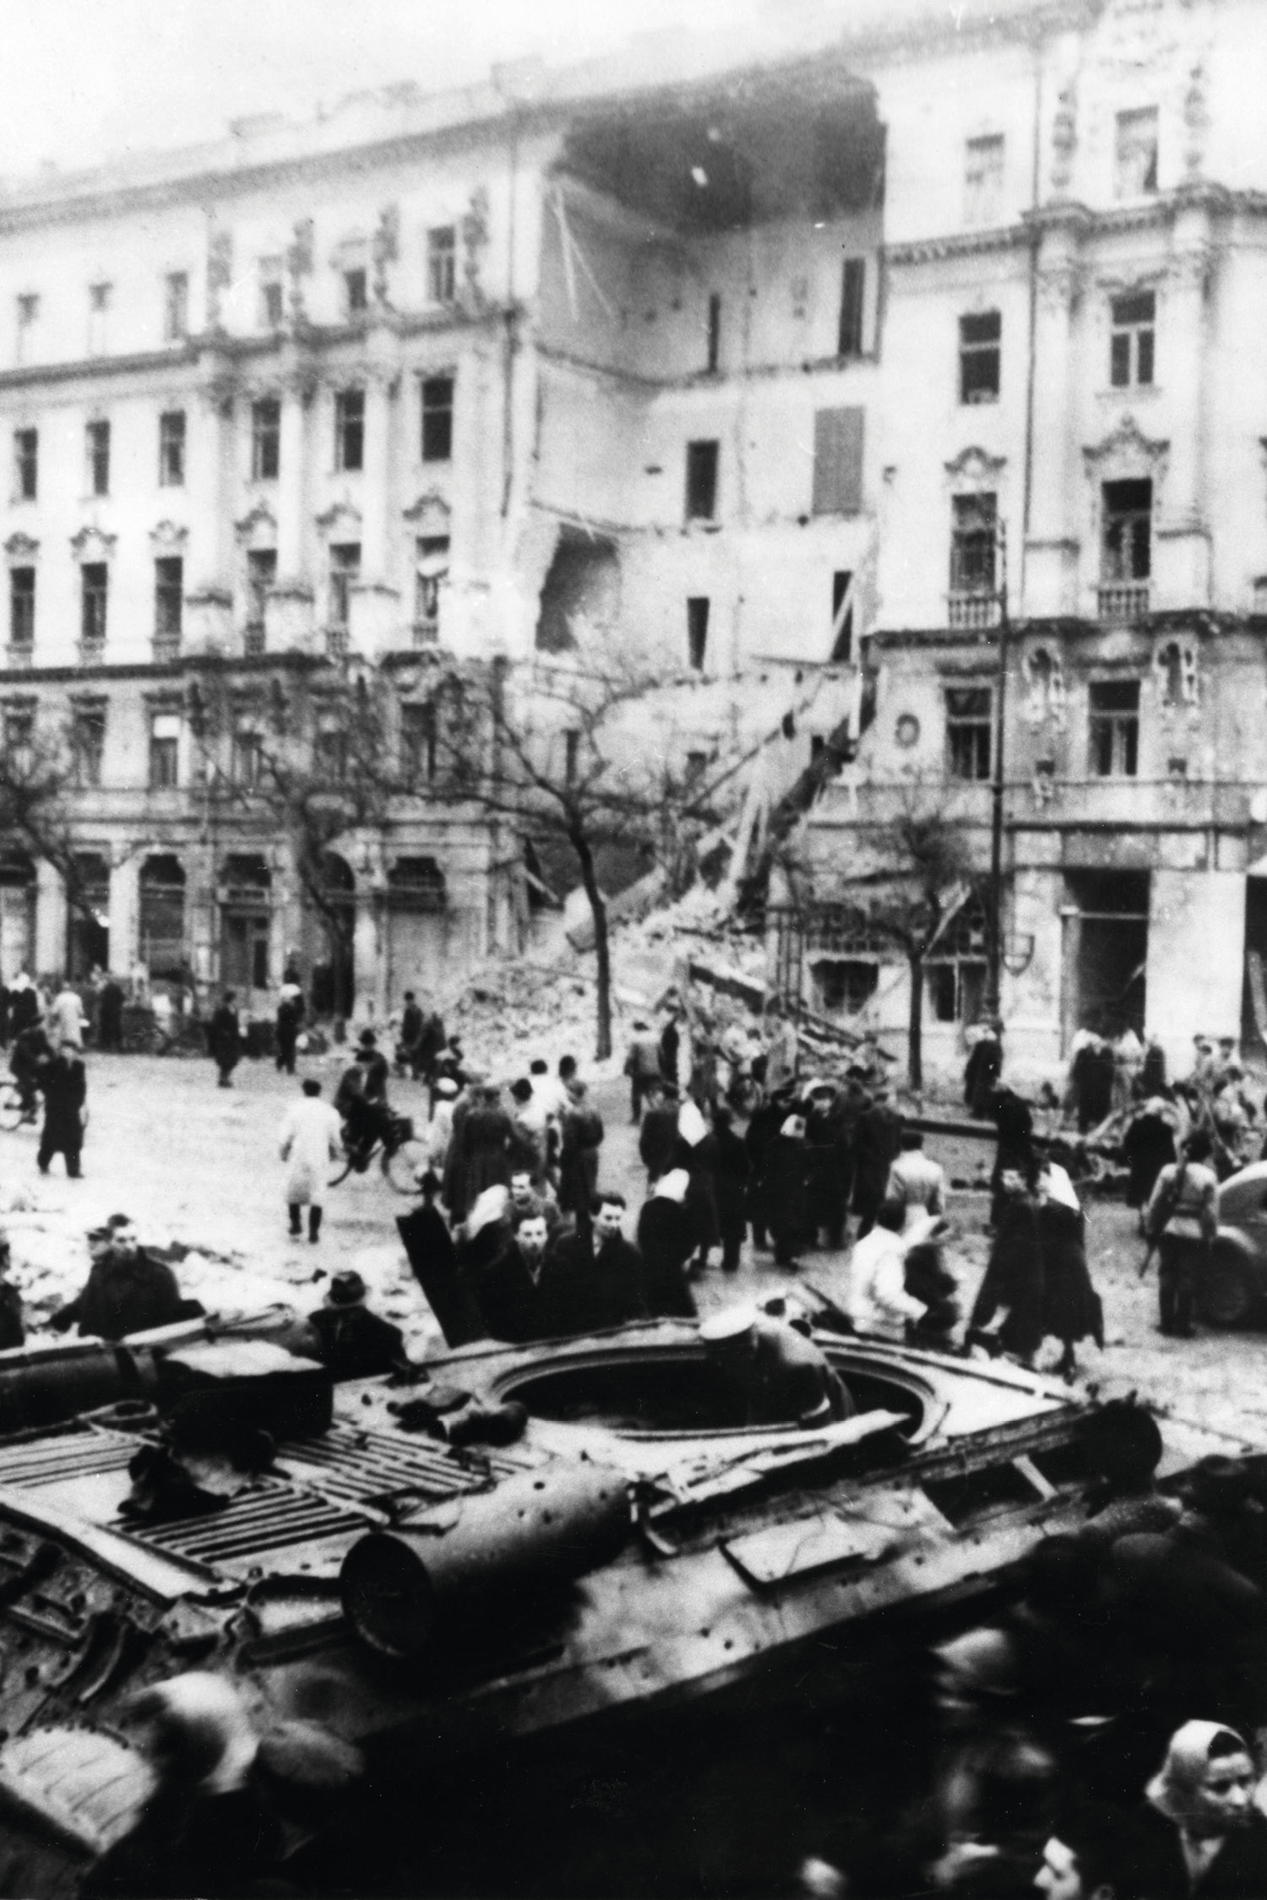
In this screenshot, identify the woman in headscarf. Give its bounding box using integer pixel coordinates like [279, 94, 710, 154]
[968, 1166, 1045, 1367]
[1122, 1720, 1267, 1897]
[1035, 1157, 1103, 1380]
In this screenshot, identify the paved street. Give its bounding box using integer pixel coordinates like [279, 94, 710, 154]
[1, 1053, 1264, 1456]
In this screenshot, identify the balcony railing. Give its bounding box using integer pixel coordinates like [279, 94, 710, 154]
[947, 591, 1000, 631]
[78, 640, 106, 666]
[1097, 582, 1150, 622]
[152, 636, 180, 665]
[325, 625, 349, 660]
[412, 619, 439, 648]
[243, 623, 266, 657]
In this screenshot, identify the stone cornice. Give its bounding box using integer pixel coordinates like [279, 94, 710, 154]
[0, 344, 195, 395]
[885, 224, 1031, 268]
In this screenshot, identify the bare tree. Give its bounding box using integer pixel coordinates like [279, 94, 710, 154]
[0, 714, 110, 970]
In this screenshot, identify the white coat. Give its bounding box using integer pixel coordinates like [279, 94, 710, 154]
[50, 988, 86, 1049]
[279, 1097, 345, 1206]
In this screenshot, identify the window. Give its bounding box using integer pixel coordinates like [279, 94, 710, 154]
[86, 420, 110, 497]
[154, 557, 183, 649]
[314, 724, 347, 783]
[16, 294, 38, 330]
[259, 258, 285, 329]
[80, 564, 108, 648]
[334, 389, 364, 472]
[149, 712, 180, 789]
[686, 440, 719, 521]
[1102, 479, 1152, 581]
[158, 410, 186, 487]
[964, 134, 1005, 225]
[89, 282, 111, 313]
[1110, 291, 1155, 388]
[812, 407, 864, 515]
[9, 569, 34, 650]
[928, 958, 988, 1024]
[13, 428, 36, 501]
[402, 701, 437, 783]
[163, 271, 189, 342]
[1089, 678, 1140, 777]
[3, 709, 33, 773]
[946, 686, 993, 781]
[72, 705, 105, 788]
[830, 571, 854, 663]
[427, 226, 457, 303]
[232, 728, 264, 787]
[343, 267, 368, 317]
[88, 281, 111, 354]
[959, 311, 1001, 403]
[328, 543, 361, 628]
[687, 597, 710, 671]
[707, 292, 721, 372]
[1115, 107, 1159, 198]
[838, 258, 865, 356]
[950, 492, 998, 595]
[812, 959, 879, 1016]
[414, 535, 449, 639]
[245, 549, 276, 647]
[251, 398, 280, 481]
[421, 376, 454, 462]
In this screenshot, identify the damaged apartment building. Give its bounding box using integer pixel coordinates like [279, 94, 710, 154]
[801, 0, 1267, 1088]
[0, 20, 887, 1009]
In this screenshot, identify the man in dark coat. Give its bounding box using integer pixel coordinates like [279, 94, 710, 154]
[989, 1085, 1036, 1226]
[638, 1081, 679, 1185]
[711, 1104, 751, 1273]
[744, 1087, 792, 1252]
[766, 1113, 814, 1267]
[275, 989, 301, 1076]
[559, 1082, 604, 1243]
[97, 976, 124, 1053]
[624, 1021, 664, 1124]
[306, 1270, 408, 1379]
[9, 1020, 50, 1119]
[396, 1173, 485, 1348]
[1122, 1100, 1178, 1214]
[586, 1193, 648, 1327]
[963, 1021, 1003, 1119]
[458, 1085, 514, 1208]
[851, 1089, 901, 1240]
[458, 1190, 540, 1344]
[0, 1239, 24, 1350]
[39, 1038, 87, 1176]
[636, 1170, 697, 1319]
[9, 977, 39, 1038]
[398, 991, 424, 1077]
[969, 1168, 1045, 1366]
[208, 990, 241, 1088]
[53, 1219, 189, 1340]
[805, 1083, 852, 1250]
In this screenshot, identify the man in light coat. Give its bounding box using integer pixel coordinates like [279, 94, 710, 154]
[279, 1078, 345, 1244]
[49, 982, 86, 1051]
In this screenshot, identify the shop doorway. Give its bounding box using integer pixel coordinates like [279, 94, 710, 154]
[1062, 869, 1149, 1043]
[68, 852, 110, 978]
[138, 855, 187, 981]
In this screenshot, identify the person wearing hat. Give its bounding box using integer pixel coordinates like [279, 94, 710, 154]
[743, 1083, 791, 1254]
[306, 1271, 409, 1379]
[37, 1035, 87, 1177]
[279, 1078, 344, 1244]
[963, 1020, 1004, 1121]
[52, 1218, 191, 1341]
[700, 1305, 854, 1428]
[334, 1033, 392, 1171]
[636, 1170, 697, 1319]
[805, 1079, 852, 1252]
[208, 990, 241, 1089]
[425, 1074, 459, 1173]
[638, 1079, 680, 1187]
[624, 1020, 665, 1125]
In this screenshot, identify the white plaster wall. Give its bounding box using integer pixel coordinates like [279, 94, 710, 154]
[1149, 868, 1246, 1074]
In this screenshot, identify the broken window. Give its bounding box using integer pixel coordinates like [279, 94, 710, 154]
[251, 398, 280, 481]
[343, 267, 368, 317]
[964, 134, 1004, 226]
[1026, 646, 1066, 729]
[959, 311, 1001, 404]
[707, 292, 721, 373]
[838, 258, 865, 356]
[158, 410, 186, 487]
[950, 492, 998, 595]
[245, 549, 276, 647]
[427, 226, 457, 303]
[812, 959, 879, 1015]
[946, 686, 993, 781]
[259, 258, 285, 329]
[72, 705, 105, 788]
[154, 557, 183, 651]
[163, 271, 189, 342]
[80, 563, 108, 649]
[86, 420, 110, 497]
[334, 389, 364, 472]
[328, 543, 361, 629]
[314, 723, 347, 783]
[1156, 639, 1199, 708]
[830, 571, 854, 663]
[414, 535, 449, 642]
[421, 376, 454, 462]
[687, 597, 710, 671]
[1115, 107, 1159, 198]
[686, 440, 719, 521]
[928, 959, 988, 1024]
[13, 428, 36, 501]
[9, 569, 34, 651]
[1110, 291, 1154, 388]
[149, 712, 180, 789]
[812, 407, 864, 515]
[1102, 479, 1152, 581]
[232, 728, 265, 787]
[1089, 679, 1140, 777]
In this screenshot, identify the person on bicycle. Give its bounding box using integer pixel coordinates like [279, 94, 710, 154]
[10, 1022, 51, 1120]
[334, 1032, 392, 1169]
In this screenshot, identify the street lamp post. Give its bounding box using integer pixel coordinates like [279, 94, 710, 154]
[984, 521, 1010, 1020]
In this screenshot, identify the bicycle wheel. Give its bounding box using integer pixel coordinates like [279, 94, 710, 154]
[0, 1083, 26, 1132]
[383, 1135, 429, 1195]
[328, 1149, 354, 1187]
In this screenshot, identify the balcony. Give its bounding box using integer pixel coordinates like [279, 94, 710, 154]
[243, 623, 266, 657]
[325, 625, 349, 661]
[412, 619, 439, 648]
[947, 591, 1000, 631]
[1097, 582, 1150, 623]
[152, 637, 180, 665]
[77, 640, 106, 667]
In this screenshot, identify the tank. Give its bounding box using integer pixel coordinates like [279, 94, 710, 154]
[0, 1316, 1222, 1897]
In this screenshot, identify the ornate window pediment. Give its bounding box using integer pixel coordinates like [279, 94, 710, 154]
[4, 533, 38, 564]
[150, 520, 189, 551]
[234, 500, 277, 547]
[1083, 412, 1168, 478]
[403, 490, 451, 535]
[944, 445, 1006, 489]
[315, 499, 362, 538]
[69, 525, 116, 563]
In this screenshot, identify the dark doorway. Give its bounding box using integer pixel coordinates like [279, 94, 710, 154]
[138, 855, 186, 980]
[68, 852, 110, 978]
[1242, 878, 1267, 1057]
[1064, 869, 1149, 1040]
[311, 851, 355, 1019]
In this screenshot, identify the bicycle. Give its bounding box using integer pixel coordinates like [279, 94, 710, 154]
[0, 1081, 38, 1132]
[328, 1111, 429, 1195]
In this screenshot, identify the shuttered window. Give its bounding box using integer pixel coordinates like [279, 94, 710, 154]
[812, 407, 864, 516]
